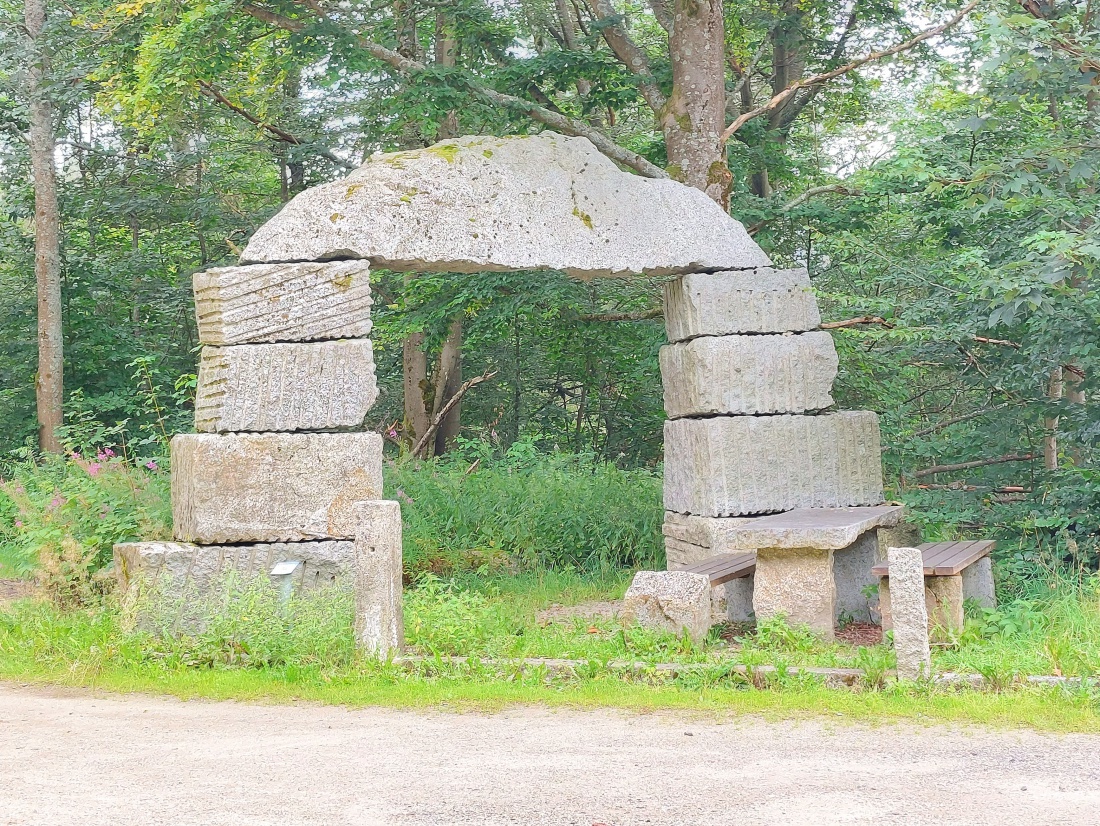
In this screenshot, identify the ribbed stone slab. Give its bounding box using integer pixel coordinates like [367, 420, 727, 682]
[663, 412, 884, 517]
[664, 269, 820, 343]
[195, 339, 379, 433]
[241, 133, 770, 277]
[113, 541, 354, 595]
[660, 332, 837, 418]
[194, 261, 372, 345]
[171, 432, 383, 543]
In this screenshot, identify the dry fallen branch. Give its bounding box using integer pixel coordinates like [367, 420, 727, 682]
[413, 369, 499, 458]
[578, 308, 663, 322]
[914, 453, 1035, 479]
[820, 316, 894, 330]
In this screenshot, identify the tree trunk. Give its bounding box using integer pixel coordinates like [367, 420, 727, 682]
[25, 0, 64, 454]
[1043, 366, 1062, 471]
[431, 316, 463, 454]
[403, 328, 431, 451]
[661, 0, 730, 207]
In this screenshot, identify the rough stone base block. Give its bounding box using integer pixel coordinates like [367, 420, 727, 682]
[171, 432, 383, 543]
[621, 571, 713, 642]
[660, 332, 837, 418]
[663, 412, 884, 517]
[663, 268, 821, 343]
[195, 339, 379, 433]
[354, 500, 404, 659]
[885, 546, 932, 681]
[113, 540, 354, 596]
[193, 261, 373, 345]
[752, 547, 836, 639]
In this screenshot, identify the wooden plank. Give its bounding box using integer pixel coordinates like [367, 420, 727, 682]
[928, 540, 995, 575]
[683, 552, 755, 586]
[872, 540, 995, 577]
[919, 541, 967, 572]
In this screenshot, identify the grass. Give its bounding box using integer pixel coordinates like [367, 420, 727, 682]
[1, 571, 1098, 733]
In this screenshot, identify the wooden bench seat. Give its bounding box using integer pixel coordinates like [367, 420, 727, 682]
[874, 541, 996, 635]
[682, 552, 756, 587]
[870, 540, 995, 577]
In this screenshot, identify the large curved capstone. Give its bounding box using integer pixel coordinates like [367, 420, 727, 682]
[242, 132, 770, 278]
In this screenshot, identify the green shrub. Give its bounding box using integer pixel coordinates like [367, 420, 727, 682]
[389, 444, 664, 574]
[0, 452, 171, 579]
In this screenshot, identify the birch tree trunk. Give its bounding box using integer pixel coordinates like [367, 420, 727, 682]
[25, 0, 64, 453]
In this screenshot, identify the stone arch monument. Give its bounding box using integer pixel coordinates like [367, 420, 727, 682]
[116, 132, 898, 651]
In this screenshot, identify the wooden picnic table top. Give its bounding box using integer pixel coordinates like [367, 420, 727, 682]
[681, 552, 756, 586]
[871, 540, 995, 578]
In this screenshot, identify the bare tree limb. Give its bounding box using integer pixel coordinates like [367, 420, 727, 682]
[585, 0, 667, 113]
[747, 183, 863, 234]
[578, 308, 663, 322]
[197, 80, 357, 170]
[915, 453, 1036, 479]
[719, 1, 980, 145]
[911, 404, 1013, 438]
[972, 335, 1020, 348]
[413, 369, 498, 458]
[240, 1, 668, 177]
[820, 315, 894, 330]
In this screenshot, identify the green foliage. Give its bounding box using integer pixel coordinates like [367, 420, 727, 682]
[389, 443, 664, 575]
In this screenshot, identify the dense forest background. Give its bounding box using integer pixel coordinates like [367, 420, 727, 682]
[0, 0, 1097, 577]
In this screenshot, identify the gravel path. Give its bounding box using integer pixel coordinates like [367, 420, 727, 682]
[1, 683, 1098, 825]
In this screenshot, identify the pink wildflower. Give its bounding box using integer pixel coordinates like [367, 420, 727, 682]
[87, 463, 101, 477]
[145, 460, 159, 471]
[14, 520, 23, 528]
[48, 495, 64, 510]
[103, 447, 115, 457]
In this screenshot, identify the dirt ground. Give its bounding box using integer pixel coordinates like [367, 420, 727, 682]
[1, 683, 1097, 825]
[0, 580, 32, 603]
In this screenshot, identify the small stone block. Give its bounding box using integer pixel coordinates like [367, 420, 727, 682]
[885, 546, 932, 681]
[193, 261, 372, 345]
[660, 332, 837, 418]
[195, 339, 379, 433]
[663, 268, 821, 343]
[663, 412, 884, 517]
[752, 547, 836, 639]
[354, 500, 404, 659]
[621, 570, 713, 642]
[171, 432, 383, 543]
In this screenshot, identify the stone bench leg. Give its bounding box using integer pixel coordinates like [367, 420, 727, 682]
[879, 573, 964, 639]
[961, 556, 996, 608]
[711, 575, 754, 623]
[753, 547, 835, 639]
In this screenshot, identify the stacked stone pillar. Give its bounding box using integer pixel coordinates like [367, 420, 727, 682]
[115, 260, 403, 656]
[660, 267, 886, 635]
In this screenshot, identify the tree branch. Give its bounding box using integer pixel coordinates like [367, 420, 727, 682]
[719, 0, 980, 145]
[578, 308, 663, 322]
[241, 1, 668, 177]
[197, 80, 356, 170]
[412, 369, 498, 458]
[914, 453, 1036, 479]
[911, 404, 1012, 438]
[748, 183, 863, 234]
[820, 315, 894, 330]
[585, 0, 667, 113]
